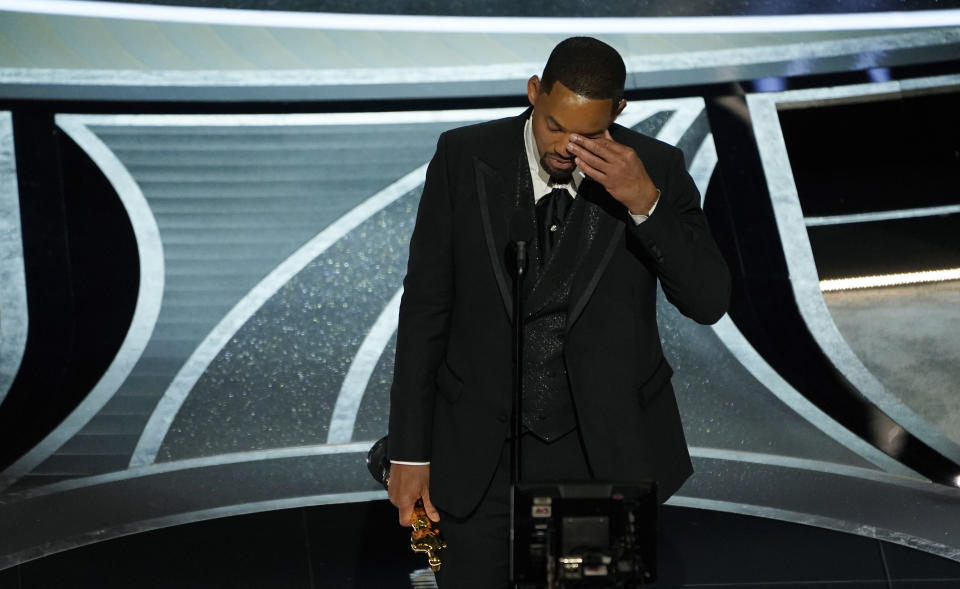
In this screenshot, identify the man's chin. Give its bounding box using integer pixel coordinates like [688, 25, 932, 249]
[542, 158, 574, 183]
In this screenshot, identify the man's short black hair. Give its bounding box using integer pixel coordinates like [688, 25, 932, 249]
[540, 37, 626, 105]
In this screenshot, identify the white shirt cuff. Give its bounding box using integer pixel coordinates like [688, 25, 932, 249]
[390, 460, 430, 466]
[629, 191, 660, 225]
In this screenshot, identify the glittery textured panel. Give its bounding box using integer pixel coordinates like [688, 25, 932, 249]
[353, 332, 398, 442]
[657, 287, 871, 467]
[158, 188, 419, 460]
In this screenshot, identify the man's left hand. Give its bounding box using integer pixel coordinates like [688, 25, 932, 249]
[568, 131, 659, 215]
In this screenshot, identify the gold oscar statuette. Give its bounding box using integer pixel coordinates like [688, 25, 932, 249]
[384, 472, 446, 572]
[409, 498, 446, 572]
[368, 437, 445, 571]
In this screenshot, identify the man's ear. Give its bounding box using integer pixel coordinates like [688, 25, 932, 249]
[612, 98, 627, 122]
[527, 76, 541, 107]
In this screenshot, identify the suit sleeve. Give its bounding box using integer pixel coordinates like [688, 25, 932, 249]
[387, 133, 455, 462]
[630, 146, 731, 324]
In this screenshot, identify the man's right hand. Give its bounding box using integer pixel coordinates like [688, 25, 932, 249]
[388, 463, 440, 526]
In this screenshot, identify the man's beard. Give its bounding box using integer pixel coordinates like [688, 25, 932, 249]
[540, 153, 574, 184]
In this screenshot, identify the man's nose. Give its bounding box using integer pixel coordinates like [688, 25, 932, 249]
[557, 136, 573, 158]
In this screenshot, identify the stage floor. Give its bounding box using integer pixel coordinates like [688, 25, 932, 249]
[2, 502, 960, 588]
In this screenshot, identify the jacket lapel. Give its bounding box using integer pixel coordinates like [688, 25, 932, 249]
[524, 178, 624, 323]
[473, 111, 623, 327]
[566, 179, 625, 328]
[474, 115, 534, 322]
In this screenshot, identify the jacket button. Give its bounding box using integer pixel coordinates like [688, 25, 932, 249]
[498, 413, 508, 423]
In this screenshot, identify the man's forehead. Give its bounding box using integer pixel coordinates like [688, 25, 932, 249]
[545, 114, 606, 137]
[539, 82, 615, 134]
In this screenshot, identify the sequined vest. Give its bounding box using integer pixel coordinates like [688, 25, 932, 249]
[520, 196, 587, 442]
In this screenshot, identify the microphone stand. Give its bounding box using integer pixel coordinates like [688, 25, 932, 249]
[512, 238, 528, 485]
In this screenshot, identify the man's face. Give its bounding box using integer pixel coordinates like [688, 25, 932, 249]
[527, 76, 623, 182]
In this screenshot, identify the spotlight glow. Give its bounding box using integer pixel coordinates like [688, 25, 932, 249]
[820, 268, 960, 292]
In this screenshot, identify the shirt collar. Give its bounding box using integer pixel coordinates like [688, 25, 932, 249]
[524, 114, 584, 203]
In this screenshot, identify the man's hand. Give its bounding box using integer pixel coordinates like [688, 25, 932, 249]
[388, 463, 440, 526]
[567, 131, 659, 215]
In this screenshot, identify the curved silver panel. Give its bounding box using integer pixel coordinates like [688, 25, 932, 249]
[0, 117, 165, 491]
[0, 112, 27, 407]
[746, 74, 960, 466]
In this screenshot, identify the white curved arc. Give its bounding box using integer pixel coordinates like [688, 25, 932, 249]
[667, 496, 960, 564]
[0, 112, 28, 407]
[17, 441, 376, 500]
[57, 108, 526, 128]
[326, 287, 404, 444]
[747, 84, 960, 466]
[0, 489, 387, 571]
[2, 1, 959, 32]
[687, 447, 927, 488]
[7, 439, 935, 504]
[0, 116, 165, 492]
[129, 163, 428, 468]
[805, 204, 960, 226]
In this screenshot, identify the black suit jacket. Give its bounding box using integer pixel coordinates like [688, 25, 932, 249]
[388, 110, 730, 517]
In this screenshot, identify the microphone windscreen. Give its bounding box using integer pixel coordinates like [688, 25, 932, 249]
[509, 209, 534, 244]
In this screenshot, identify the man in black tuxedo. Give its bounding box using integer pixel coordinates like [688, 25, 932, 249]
[387, 37, 730, 587]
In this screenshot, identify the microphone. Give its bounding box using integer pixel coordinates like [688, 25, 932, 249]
[509, 210, 533, 277]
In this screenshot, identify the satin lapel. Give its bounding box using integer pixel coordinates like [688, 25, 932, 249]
[567, 180, 625, 328]
[516, 151, 540, 301]
[475, 141, 533, 322]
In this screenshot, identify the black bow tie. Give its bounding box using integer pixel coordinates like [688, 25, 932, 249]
[536, 187, 573, 260]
